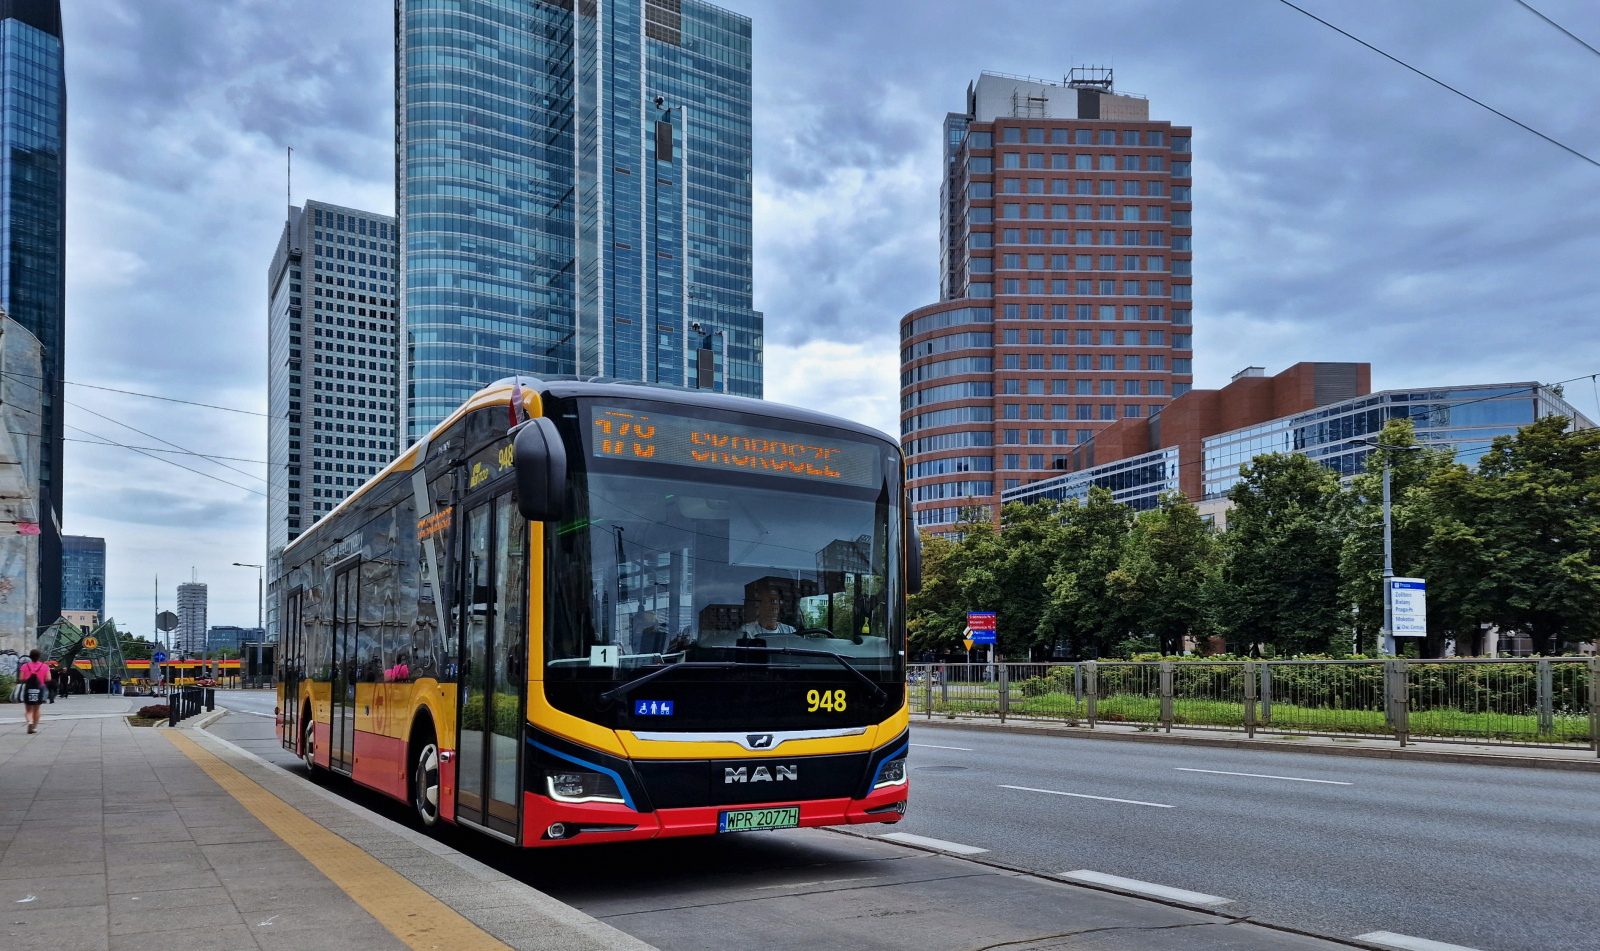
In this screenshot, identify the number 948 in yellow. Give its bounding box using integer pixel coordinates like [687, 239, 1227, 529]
[806, 689, 846, 712]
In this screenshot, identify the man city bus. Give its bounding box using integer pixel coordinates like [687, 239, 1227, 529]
[275, 377, 916, 845]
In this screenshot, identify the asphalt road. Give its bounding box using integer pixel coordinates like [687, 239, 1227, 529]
[205, 693, 1593, 950]
[892, 723, 1600, 951]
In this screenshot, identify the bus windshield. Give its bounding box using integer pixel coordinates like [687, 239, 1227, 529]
[546, 402, 903, 686]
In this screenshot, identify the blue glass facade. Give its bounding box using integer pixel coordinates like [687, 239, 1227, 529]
[0, 2, 64, 626]
[60, 535, 104, 616]
[399, 0, 758, 441]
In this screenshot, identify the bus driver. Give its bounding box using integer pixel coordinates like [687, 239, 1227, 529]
[739, 583, 795, 638]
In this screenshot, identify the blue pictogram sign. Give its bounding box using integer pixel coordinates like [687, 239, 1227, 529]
[634, 700, 674, 716]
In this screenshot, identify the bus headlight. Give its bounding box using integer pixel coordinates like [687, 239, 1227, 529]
[874, 756, 907, 789]
[546, 769, 626, 804]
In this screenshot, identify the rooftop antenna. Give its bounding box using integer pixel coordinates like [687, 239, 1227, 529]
[286, 146, 293, 216]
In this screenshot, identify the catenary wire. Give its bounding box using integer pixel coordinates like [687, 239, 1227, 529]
[62, 437, 269, 466]
[63, 422, 278, 502]
[1514, 0, 1600, 59]
[1275, 0, 1600, 169]
[0, 368, 280, 419]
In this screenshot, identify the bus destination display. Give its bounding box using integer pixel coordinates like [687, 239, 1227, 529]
[590, 407, 880, 487]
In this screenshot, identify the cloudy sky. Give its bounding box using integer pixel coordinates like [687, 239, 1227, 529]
[62, 0, 1600, 633]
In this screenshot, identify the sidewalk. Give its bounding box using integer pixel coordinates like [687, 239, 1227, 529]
[915, 711, 1600, 772]
[0, 706, 656, 951]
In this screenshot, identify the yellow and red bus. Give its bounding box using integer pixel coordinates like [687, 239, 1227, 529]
[275, 378, 914, 845]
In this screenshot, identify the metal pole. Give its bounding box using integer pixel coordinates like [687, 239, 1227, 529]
[1381, 463, 1395, 657]
[257, 567, 263, 631]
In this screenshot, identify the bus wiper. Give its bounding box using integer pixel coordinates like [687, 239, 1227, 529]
[596, 647, 889, 708]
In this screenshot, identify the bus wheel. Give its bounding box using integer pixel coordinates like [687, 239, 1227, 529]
[412, 734, 441, 828]
[301, 713, 317, 773]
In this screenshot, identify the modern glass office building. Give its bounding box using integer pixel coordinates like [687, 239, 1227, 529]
[1004, 377, 1592, 514]
[397, 0, 759, 441]
[1199, 382, 1591, 500]
[60, 535, 104, 616]
[0, 0, 64, 626]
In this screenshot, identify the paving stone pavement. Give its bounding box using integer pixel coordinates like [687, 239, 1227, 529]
[0, 707, 654, 951]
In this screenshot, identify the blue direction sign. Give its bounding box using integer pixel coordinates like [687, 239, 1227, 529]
[151, 651, 168, 664]
[967, 612, 997, 645]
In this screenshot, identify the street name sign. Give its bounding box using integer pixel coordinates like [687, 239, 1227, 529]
[1390, 578, 1426, 637]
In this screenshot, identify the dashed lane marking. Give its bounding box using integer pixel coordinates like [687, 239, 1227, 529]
[910, 743, 973, 751]
[879, 832, 990, 854]
[1057, 870, 1232, 906]
[999, 784, 1174, 808]
[1354, 931, 1484, 951]
[1174, 767, 1352, 785]
[164, 730, 514, 951]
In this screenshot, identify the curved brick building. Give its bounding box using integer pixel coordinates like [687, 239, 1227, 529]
[901, 70, 1193, 534]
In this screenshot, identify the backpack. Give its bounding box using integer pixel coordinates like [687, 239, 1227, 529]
[21, 667, 44, 705]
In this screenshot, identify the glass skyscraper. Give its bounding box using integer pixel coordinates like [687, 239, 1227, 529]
[60, 534, 104, 616]
[0, 1, 65, 626]
[397, 0, 759, 441]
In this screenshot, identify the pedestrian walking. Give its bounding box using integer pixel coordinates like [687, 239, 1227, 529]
[18, 649, 49, 734]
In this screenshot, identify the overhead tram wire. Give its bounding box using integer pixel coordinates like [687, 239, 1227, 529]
[63, 422, 280, 503]
[1275, 0, 1600, 170]
[0, 368, 282, 419]
[1515, 0, 1600, 60]
[62, 437, 270, 466]
[65, 398, 268, 486]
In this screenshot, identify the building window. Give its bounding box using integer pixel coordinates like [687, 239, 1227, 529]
[971, 258, 993, 274]
[1075, 405, 1092, 420]
[1003, 378, 1020, 394]
[1002, 179, 1021, 194]
[1150, 380, 1166, 394]
[1100, 405, 1117, 420]
[1004, 279, 1020, 293]
[1075, 354, 1091, 371]
[1028, 428, 1045, 443]
[971, 283, 993, 298]
[1003, 204, 1021, 219]
[1173, 359, 1193, 373]
[1125, 405, 1143, 418]
[1124, 378, 1142, 393]
[1053, 229, 1070, 245]
[1004, 430, 1021, 445]
[1003, 254, 1020, 270]
[1029, 454, 1045, 469]
[1003, 229, 1021, 243]
[1174, 334, 1192, 349]
[1075, 305, 1092, 321]
[1004, 454, 1021, 469]
[1174, 383, 1192, 396]
[1099, 379, 1115, 394]
[1099, 331, 1115, 346]
[1028, 402, 1045, 418]
[1149, 333, 1166, 348]
[1124, 306, 1141, 321]
[1173, 309, 1192, 325]
[1004, 354, 1020, 369]
[1028, 154, 1045, 169]
[1004, 404, 1021, 419]
[1123, 331, 1140, 346]
[1075, 379, 1091, 394]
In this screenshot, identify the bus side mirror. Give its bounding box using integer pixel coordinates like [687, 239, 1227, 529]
[906, 527, 923, 595]
[513, 418, 568, 522]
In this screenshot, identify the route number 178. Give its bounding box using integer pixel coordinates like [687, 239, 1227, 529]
[806, 689, 846, 712]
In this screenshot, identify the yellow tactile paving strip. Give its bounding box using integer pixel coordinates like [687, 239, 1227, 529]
[165, 730, 514, 951]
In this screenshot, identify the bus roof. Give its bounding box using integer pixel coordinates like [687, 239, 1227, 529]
[284, 377, 897, 556]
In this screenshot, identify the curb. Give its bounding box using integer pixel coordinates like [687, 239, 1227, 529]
[913, 716, 1600, 773]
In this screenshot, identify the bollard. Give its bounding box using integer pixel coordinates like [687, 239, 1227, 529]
[168, 697, 178, 728]
[1387, 660, 1410, 747]
[205, 688, 215, 713]
[998, 663, 1010, 722]
[1085, 661, 1098, 728]
[1587, 658, 1600, 757]
[1537, 660, 1554, 736]
[1158, 661, 1173, 732]
[1243, 661, 1257, 738]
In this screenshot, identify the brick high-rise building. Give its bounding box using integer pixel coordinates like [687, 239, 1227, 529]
[902, 70, 1193, 533]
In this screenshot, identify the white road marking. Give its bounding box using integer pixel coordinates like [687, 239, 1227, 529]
[879, 832, 989, 855]
[1353, 931, 1484, 951]
[1057, 870, 1231, 905]
[910, 743, 973, 751]
[999, 784, 1174, 808]
[1174, 767, 1352, 786]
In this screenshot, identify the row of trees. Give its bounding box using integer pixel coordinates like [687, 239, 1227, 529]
[909, 416, 1600, 659]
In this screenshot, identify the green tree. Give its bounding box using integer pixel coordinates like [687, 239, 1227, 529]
[1420, 416, 1600, 655]
[1211, 452, 1346, 655]
[1107, 493, 1219, 655]
[1037, 488, 1135, 658]
[1336, 420, 1458, 656]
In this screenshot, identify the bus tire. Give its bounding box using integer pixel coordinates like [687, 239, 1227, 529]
[301, 707, 318, 774]
[410, 723, 441, 829]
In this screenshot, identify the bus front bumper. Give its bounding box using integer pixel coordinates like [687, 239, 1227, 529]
[520, 780, 907, 847]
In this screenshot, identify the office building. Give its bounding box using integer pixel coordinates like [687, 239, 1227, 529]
[60, 534, 105, 616]
[0, 313, 41, 657]
[0, 1, 65, 627]
[1005, 363, 1593, 519]
[176, 582, 207, 656]
[902, 70, 1193, 529]
[397, 0, 760, 441]
[267, 201, 400, 564]
[207, 625, 264, 654]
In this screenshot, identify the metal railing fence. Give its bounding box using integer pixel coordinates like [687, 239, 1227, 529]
[909, 658, 1600, 753]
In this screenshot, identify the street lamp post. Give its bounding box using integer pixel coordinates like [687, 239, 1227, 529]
[1357, 439, 1422, 655]
[232, 562, 263, 631]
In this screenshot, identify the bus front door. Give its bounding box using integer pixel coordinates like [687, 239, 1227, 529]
[455, 491, 526, 839]
[330, 565, 358, 773]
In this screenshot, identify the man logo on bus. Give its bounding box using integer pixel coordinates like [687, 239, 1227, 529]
[746, 733, 774, 749]
[724, 765, 797, 783]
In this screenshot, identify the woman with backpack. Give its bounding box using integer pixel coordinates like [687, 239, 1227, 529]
[18, 649, 49, 734]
